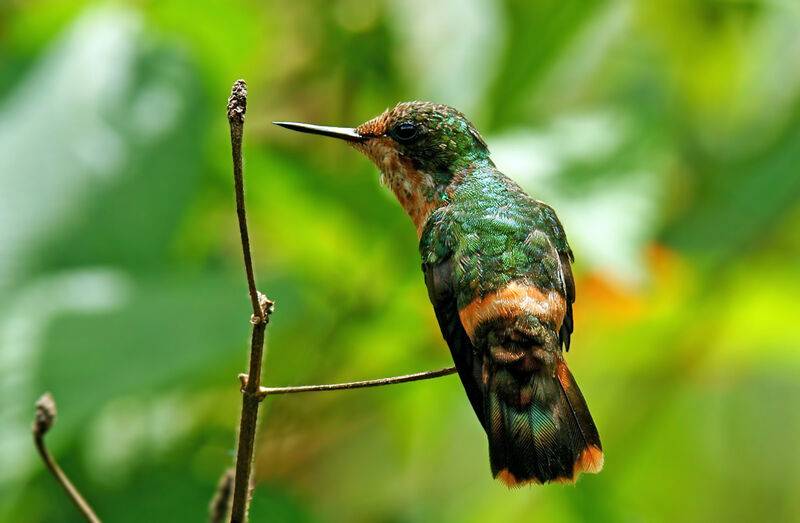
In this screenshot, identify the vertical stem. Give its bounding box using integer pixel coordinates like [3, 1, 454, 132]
[230, 322, 266, 523]
[227, 80, 261, 321]
[226, 79, 271, 523]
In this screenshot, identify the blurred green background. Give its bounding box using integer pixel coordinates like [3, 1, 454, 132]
[1, 0, 799, 521]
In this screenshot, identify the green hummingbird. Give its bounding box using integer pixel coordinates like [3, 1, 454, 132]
[275, 102, 603, 486]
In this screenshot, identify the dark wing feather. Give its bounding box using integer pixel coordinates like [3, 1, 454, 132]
[558, 250, 575, 351]
[423, 258, 485, 428]
[536, 201, 576, 352]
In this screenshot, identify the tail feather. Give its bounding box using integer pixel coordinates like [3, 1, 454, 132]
[487, 359, 602, 486]
[557, 359, 604, 474]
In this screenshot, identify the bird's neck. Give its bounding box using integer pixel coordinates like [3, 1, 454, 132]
[384, 158, 492, 238]
[351, 137, 492, 237]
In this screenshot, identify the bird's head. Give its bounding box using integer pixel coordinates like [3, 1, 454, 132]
[276, 101, 491, 234]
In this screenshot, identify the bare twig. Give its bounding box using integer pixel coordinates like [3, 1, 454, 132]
[209, 468, 235, 523]
[227, 79, 273, 523]
[32, 393, 101, 523]
[227, 79, 262, 323]
[224, 79, 458, 522]
[258, 366, 457, 397]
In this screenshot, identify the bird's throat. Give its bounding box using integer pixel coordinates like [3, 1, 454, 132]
[352, 137, 445, 237]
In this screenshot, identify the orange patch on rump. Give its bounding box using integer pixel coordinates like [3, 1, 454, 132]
[459, 281, 566, 341]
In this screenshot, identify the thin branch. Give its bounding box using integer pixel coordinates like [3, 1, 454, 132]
[223, 80, 457, 522]
[258, 366, 457, 397]
[209, 468, 235, 523]
[227, 79, 273, 523]
[32, 393, 101, 523]
[227, 79, 262, 322]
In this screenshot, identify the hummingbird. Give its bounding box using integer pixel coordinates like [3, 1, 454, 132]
[275, 102, 603, 486]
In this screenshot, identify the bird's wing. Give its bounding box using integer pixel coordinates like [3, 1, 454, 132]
[558, 249, 576, 351]
[423, 257, 485, 428]
[535, 201, 576, 351]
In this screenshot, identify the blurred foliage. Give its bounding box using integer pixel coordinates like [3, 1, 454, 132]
[1, 1, 799, 522]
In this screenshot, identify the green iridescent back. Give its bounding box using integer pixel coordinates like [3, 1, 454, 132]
[420, 164, 571, 310]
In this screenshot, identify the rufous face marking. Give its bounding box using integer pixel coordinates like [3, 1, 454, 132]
[348, 102, 490, 236]
[350, 134, 440, 236]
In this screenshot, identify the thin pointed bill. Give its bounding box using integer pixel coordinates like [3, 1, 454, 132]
[273, 121, 365, 142]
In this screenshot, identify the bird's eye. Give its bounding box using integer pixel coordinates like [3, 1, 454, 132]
[391, 123, 419, 143]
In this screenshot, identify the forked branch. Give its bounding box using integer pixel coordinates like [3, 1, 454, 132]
[227, 79, 273, 523]
[224, 79, 457, 522]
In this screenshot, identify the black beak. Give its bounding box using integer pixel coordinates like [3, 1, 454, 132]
[273, 121, 364, 142]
